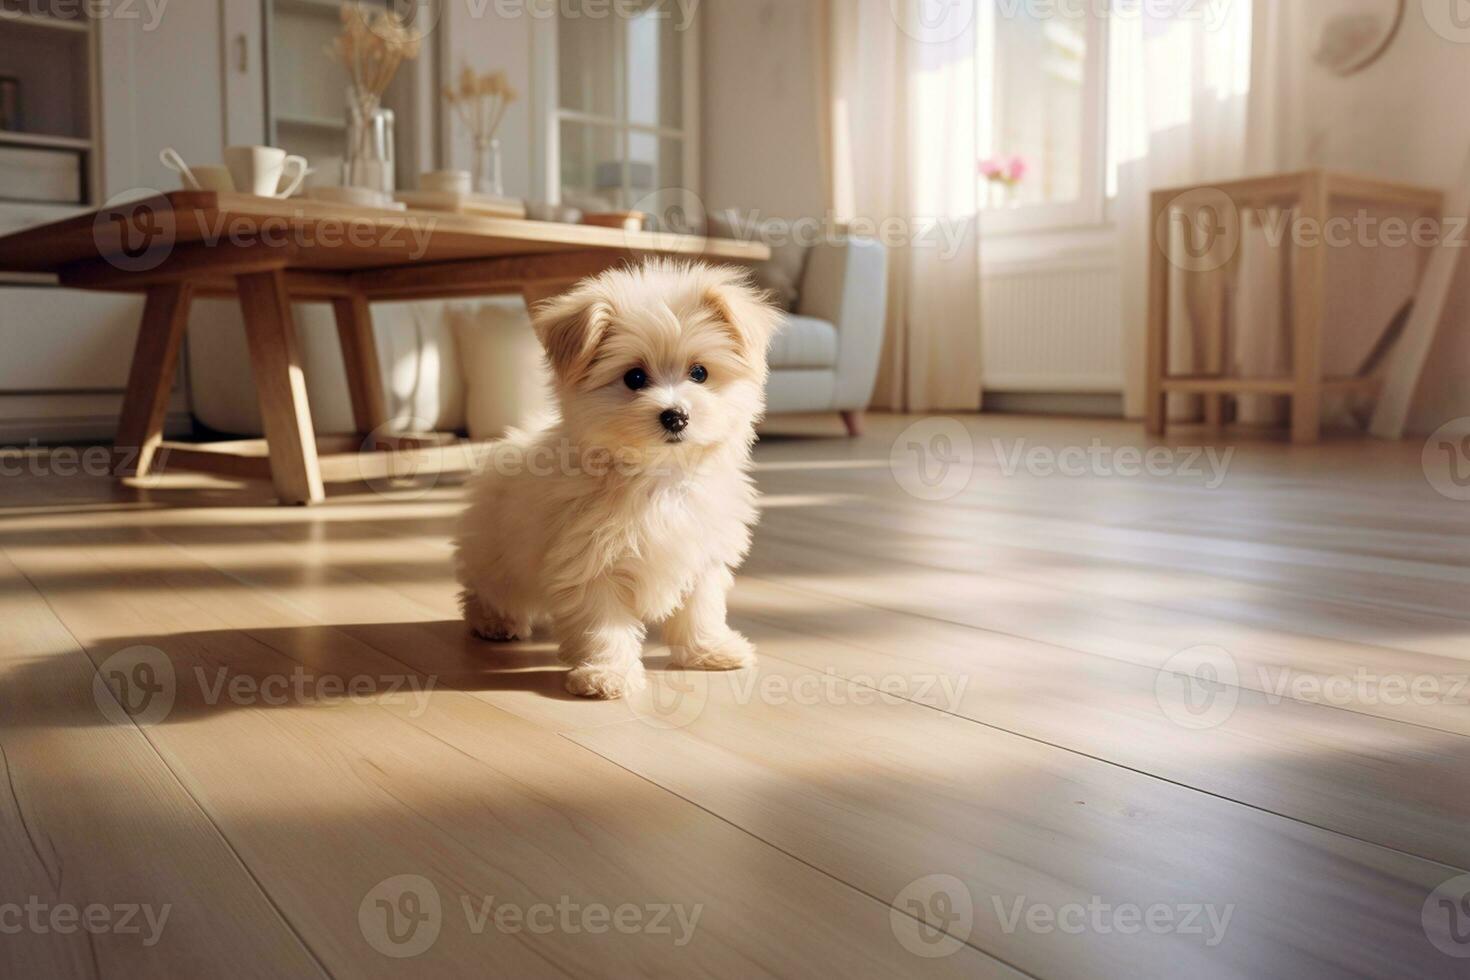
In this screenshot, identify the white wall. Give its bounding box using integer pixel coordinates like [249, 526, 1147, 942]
[700, 0, 825, 220]
[1290, 7, 1470, 434]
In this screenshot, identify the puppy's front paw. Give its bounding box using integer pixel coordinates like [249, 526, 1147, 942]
[670, 631, 756, 671]
[565, 662, 647, 700]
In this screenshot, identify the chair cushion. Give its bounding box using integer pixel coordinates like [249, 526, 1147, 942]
[707, 210, 811, 311]
[769, 314, 839, 369]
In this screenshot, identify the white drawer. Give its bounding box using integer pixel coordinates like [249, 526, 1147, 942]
[0, 286, 146, 391]
[0, 200, 86, 237]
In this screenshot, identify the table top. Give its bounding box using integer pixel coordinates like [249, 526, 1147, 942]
[1150, 169, 1444, 210]
[0, 191, 771, 276]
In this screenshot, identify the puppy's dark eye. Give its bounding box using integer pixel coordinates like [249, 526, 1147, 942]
[624, 368, 648, 391]
[690, 364, 709, 384]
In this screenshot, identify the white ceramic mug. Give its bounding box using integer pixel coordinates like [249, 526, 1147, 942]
[224, 145, 309, 198]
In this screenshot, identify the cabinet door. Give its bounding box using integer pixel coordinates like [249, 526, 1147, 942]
[222, 0, 268, 148]
[0, 288, 189, 444]
[98, 3, 226, 196]
[4, 5, 231, 442]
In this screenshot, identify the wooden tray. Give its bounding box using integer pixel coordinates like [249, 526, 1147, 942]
[395, 190, 526, 219]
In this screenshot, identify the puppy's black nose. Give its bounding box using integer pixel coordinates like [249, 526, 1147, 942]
[659, 408, 689, 434]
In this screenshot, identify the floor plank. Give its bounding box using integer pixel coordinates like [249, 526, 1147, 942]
[3, 414, 1469, 979]
[0, 550, 327, 979]
[726, 576, 1470, 870]
[569, 658, 1462, 980]
[2, 524, 1018, 979]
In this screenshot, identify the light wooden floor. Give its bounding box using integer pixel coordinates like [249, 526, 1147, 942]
[2, 414, 1468, 979]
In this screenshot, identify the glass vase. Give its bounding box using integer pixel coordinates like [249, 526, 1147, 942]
[473, 136, 504, 198]
[344, 90, 396, 197]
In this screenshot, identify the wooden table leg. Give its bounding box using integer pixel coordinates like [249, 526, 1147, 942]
[114, 282, 193, 478]
[1144, 190, 1171, 436]
[1291, 174, 1328, 445]
[331, 293, 388, 437]
[1200, 267, 1226, 429]
[238, 270, 325, 505]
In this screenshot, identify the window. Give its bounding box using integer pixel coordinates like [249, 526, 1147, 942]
[544, 0, 698, 212]
[978, 2, 1108, 234]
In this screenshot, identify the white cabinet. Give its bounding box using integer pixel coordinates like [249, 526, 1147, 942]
[0, 3, 227, 443]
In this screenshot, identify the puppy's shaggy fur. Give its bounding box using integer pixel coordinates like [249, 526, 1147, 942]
[454, 260, 781, 699]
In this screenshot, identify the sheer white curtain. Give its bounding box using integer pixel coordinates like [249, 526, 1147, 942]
[1114, 0, 1258, 418]
[819, 0, 983, 412]
[1113, 0, 1290, 420]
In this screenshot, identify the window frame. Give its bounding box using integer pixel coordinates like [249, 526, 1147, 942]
[531, 3, 701, 208]
[977, 3, 1110, 237]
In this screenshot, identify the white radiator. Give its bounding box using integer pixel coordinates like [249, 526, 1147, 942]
[980, 258, 1123, 393]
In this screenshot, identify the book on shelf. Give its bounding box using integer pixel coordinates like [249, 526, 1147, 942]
[0, 142, 84, 205]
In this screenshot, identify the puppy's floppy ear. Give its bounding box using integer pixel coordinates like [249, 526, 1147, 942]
[532, 285, 614, 384]
[703, 268, 783, 359]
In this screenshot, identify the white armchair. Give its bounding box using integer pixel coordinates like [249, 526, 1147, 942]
[764, 237, 888, 435]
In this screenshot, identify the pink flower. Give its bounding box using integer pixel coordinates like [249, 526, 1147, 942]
[978, 154, 1028, 186]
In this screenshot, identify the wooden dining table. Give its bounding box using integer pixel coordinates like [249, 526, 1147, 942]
[0, 192, 769, 504]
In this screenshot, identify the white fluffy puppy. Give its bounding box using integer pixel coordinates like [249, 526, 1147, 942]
[454, 260, 781, 699]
